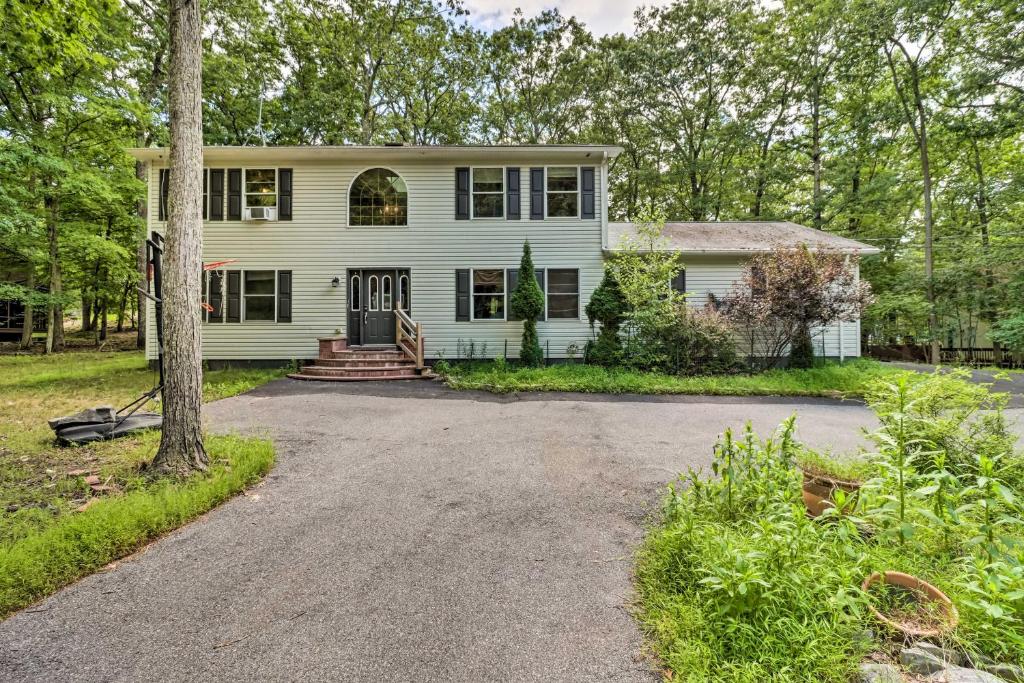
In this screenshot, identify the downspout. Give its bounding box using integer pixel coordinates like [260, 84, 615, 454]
[600, 152, 609, 250]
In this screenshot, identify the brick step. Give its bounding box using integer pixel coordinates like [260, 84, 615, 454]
[288, 372, 430, 382]
[315, 357, 416, 368]
[294, 365, 420, 379]
[323, 349, 407, 361]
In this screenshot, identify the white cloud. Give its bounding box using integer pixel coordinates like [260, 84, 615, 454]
[461, 0, 671, 36]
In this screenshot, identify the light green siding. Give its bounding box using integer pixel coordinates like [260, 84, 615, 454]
[146, 156, 605, 361]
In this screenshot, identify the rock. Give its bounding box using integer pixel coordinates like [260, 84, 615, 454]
[902, 647, 948, 675]
[83, 475, 101, 486]
[979, 664, 1024, 683]
[913, 641, 963, 666]
[928, 666, 1009, 682]
[859, 663, 903, 683]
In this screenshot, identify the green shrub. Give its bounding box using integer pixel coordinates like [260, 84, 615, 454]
[789, 324, 815, 369]
[584, 270, 627, 367]
[510, 241, 545, 367]
[637, 371, 1024, 679]
[0, 435, 274, 617]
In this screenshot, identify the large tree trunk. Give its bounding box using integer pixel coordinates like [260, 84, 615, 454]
[810, 76, 823, 230]
[20, 269, 34, 349]
[914, 84, 940, 364]
[152, 0, 207, 474]
[136, 158, 148, 348]
[45, 192, 64, 353]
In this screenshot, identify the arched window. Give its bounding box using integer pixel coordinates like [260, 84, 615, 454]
[350, 274, 361, 311]
[368, 276, 379, 311]
[349, 168, 408, 226]
[399, 275, 410, 311]
[382, 275, 392, 311]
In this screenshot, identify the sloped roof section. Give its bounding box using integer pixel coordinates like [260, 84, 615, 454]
[607, 221, 880, 255]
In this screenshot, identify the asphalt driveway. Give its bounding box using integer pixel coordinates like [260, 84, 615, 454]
[1, 380, 1008, 682]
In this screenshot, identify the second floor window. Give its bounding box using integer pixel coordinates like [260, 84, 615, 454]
[350, 168, 408, 226]
[472, 168, 503, 218]
[546, 167, 579, 218]
[245, 169, 277, 208]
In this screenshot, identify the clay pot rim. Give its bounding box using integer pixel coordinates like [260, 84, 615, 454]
[800, 466, 863, 490]
[862, 571, 959, 638]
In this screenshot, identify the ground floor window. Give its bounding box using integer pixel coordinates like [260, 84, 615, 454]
[243, 270, 276, 321]
[472, 269, 505, 320]
[546, 269, 579, 319]
[204, 269, 292, 323]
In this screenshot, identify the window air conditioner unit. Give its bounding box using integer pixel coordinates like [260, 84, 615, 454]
[245, 206, 276, 221]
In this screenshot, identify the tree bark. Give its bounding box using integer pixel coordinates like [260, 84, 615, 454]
[152, 0, 207, 474]
[45, 192, 64, 353]
[811, 77, 823, 230]
[136, 158, 148, 348]
[20, 269, 34, 349]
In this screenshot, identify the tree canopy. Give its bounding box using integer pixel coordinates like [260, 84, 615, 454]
[2, 0, 1022, 350]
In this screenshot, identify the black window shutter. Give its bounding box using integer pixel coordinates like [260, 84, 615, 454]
[202, 170, 208, 221]
[227, 169, 242, 220]
[581, 167, 595, 219]
[278, 168, 293, 220]
[506, 269, 519, 321]
[455, 269, 470, 321]
[209, 169, 225, 221]
[506, 167, 521, 220]
[277, 271, 292, 322]
[455, 167, 470, 220]
[507, 268, 545, 321]
[208, 271, 224, 322]
[158, 168, 169, 221]
[671, 269, 686, 294]
[226, 270, 241, 322]
[529, 168, 544, 220]
[201, 269, 208, 322]
[536, 268, 546, 321]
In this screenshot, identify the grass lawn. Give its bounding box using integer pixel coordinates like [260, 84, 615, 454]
[442, 358, 902, 398]
[0, 350, 285, 617]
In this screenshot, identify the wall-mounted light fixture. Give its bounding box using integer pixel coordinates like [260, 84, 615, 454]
[331, 276, 340, 288]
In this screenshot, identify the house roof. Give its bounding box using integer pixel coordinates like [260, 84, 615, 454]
[607, 221, 880, 256]
[127, 144, 624, 164]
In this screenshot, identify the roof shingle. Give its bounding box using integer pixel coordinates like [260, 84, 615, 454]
[607, 221, 879, 255]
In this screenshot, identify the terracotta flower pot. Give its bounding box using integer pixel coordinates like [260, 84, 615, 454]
[862, 571, 959, 638]
[801, 469, 861, 517]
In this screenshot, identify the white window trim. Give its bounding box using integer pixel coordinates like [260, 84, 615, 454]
[350, 274, 361, 311]
[242, 167, 279, 215]
[242, 269, 278, 323]
[544, 166, 581, 220]
[345, 166, 410, 229]
[469, 166, 505, 220]
[382, 274, 393, 311]
[368, 275, 380, 312]
[469, 267, 507, 322]
[544, 267, 581, 321]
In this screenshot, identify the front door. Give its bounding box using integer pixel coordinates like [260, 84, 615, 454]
[347, 269, 409, 346]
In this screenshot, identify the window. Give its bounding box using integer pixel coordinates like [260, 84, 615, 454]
[243, 271, 276, 321]
[349, 168, 408, 226]
[382, 275, 393, 311]
[399, 274, 410, 311]
[472, 269, 505, 320]
[546, 167, 578, 218]
[471, 167, 503, 218]
[203, 269, 291, 323]
[350, 275, 361, 311]
[368, 275, 379, 311]
[546, 269, 579, 319]
[245, 169, 277, 208]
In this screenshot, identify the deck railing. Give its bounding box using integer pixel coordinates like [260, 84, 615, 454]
[394, 308, 424, 370]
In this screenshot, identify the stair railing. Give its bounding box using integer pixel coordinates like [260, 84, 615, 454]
[394, 307, 424, 370]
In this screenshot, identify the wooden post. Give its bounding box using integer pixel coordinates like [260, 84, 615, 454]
[395, 311, 401, 346]
[416, 322, 423, 369]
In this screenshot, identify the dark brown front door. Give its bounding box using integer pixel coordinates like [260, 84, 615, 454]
[347, 269, 409, 346]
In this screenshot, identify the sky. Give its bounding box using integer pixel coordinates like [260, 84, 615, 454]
[461, 0, 671, 36]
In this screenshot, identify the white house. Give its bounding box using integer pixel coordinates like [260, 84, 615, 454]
[129, 144, 878, 380]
